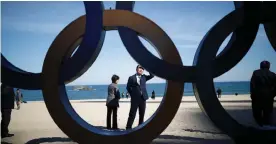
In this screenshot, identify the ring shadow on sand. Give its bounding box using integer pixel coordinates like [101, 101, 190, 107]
[23, 126, 231, 144]
[15, 107, 276, 144]
[23, 135, 233, 144]
[24, 126, 124, 144]
[25, 137, 73, 144]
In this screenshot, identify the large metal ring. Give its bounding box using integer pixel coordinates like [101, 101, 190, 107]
[115, 1, 259, 82]
[192, 7, 276, 142]
[41, 10, 184, 144]
[1, 2, 105, 90]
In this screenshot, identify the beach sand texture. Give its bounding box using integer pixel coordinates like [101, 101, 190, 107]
[2, 95, 276, 144]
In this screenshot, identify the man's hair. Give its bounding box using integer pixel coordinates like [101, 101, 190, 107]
[260, 60, 270, 69]
[111, 75, 120, 83]
[136, 65, 144, 70]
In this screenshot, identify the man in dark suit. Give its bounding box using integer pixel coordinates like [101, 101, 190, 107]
[1, 84, 15, 138]
[126, 65, 154, 129]
[250, 61, 276, 127]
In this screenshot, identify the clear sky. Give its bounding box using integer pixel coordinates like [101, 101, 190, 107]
[1, 1, 275, 85]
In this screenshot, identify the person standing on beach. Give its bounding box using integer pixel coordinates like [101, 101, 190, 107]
[250, 61, 276, 127]
[126, 92, 129, 99]
[217, 88, 222, 98]
[20, 93, 27, 103]
[122, 92, 125, 99]
[106, 75, 121, 130]
[15, 89, 21, 110]
[126, 65, 154, 129]
[151, 90, 156, 100]
[1, 84, 15, 138]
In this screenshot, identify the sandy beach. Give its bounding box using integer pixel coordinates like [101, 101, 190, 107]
[1, 95, 276, 144]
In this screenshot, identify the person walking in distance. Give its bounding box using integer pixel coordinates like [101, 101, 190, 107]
[106, 75, 121, 130]
[1, 84, 15, 138]
[151, 90, 156, 100]
[250, 61, 276, 127]
[126, 65, 154, 129]
[126, 92, 129, 99]
[217, 88, 222, 98]
[15, 89, 21, 110]
[121, 92, 125, 99]
[20, 93, 27, 103]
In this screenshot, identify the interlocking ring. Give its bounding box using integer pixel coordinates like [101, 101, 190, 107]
[193, 2, 276, 142]
[41, 3, 184, 144]
[1, 2, 105, 90]
[1, 1, 276, 143]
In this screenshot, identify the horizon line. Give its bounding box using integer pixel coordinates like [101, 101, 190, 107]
[67, 80, 250, 86]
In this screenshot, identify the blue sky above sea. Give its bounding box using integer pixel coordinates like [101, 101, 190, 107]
[1, 1, 276, 85]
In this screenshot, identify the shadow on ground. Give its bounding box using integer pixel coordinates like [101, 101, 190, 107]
[182, 129, 224, 135]
[153, 135, 234, 144]
[24, 137, 73, 144]
[22, 135, 233, 144]
[94, 126, 125, 131]
[23, 126, 125, 144]
[225, 107, 276, 126]
[1, 142, 12, 144]
[2, 107, 275, 144]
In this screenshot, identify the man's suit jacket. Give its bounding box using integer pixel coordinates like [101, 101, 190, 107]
[126, 73, 154, 102]
[250, 69, 276, 100]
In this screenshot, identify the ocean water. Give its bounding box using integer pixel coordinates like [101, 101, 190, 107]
[19, 81, 250, 101]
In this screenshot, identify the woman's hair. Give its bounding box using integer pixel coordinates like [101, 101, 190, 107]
[111, 75, 120, 83]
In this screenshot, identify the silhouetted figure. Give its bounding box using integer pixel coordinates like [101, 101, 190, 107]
[126, 92, 129, 99]
[1, 84, 15, 138]
[15, 89, 21, 110]
[106, 75, 121, 130]
[235, 93, 238, 96]
[122, 92, 125, 98]
[126, 65, 154, 129]
[20, 93, 27, 103]
[250, 61, 276, 127]
[217, 88, 222, 98]
[151, 90, 156, 100]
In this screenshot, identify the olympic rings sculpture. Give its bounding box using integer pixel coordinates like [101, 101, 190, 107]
[1, 1, 276, 143]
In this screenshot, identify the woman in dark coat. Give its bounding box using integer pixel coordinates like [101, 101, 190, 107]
[106, 75, 121, 130]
